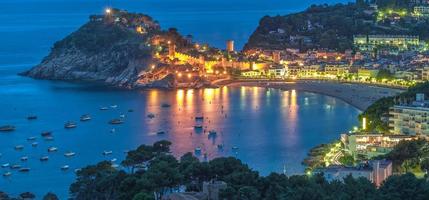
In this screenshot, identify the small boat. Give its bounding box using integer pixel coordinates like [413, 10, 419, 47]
[14, 145, 24, 150]
[195, 116, 204, 120]
[111, 158, 117, 162]
[44, 136, 54, 141]
[64, 122, 77, 129]
[194, 125, 203, 129]
[64, 152, 76, 157]
[48, 147, 58, 152]
[40, 156, 49, 161]
[208, 130, 217, 136]
[161, 103, 171, 108]
[110, 128, 116, 133]
[110, 105, 118, 109]
[147, 113, 155, 118]
[103, 151, 113, 156]
[21, 156, 28, 161]
[3, 172, 12, 177]
[74, 168, 82, 173]
[31, 142, 38, 147]
[10, 164, 21, 169]
[19, 168, 30, 172]
[2, 163, 10, 168]
[194, 147, 202, 154]
[61, 165, 70, 171]
[112, 164, 119, 168]
[80, 114, 91, 121]
[109, 119, 123, 125]
[128, 109, 134, 112]
[100, 107, 109, 110]
[0, 125, 15, 132]
[217, 144, 224, 149]
[119, 114, 125, 118]
[232, 146, 239, 150]
[27, 136, 37, 141]
[41, 131, 52, 137]
[156, 131, 166, 135]
[27, 115, 37, 120]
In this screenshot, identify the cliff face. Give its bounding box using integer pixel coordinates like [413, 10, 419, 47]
[22, 11, 157, 88]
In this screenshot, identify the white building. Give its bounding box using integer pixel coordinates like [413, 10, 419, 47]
[389, 93, 429, 137]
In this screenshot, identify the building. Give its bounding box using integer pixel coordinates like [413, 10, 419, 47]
[389, 94, 429, 136]
[318, 160, 392, 187]
[272, 51, 281, 63]
[267, 66, 287, 78]
[226, 40, 234, 52]
[372, 160, 393, 187]
[414, 6, 429, 17]
[358, 69, 379, 80]
[354, 35, 420, 51]
[420, 66, 429, 80]
[241, 70, 263, 78]
[341, 133, 417, 159]
[324, 65, 349, 78]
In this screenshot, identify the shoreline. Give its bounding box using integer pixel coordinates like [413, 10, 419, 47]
[223, 80, 405, 111]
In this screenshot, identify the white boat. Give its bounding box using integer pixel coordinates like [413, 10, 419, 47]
[232, 146, 239, 150]
[44, 136, 54, 141]
[64, 152, 76, 157]
[119, 114, 125, 118]
[111, 158, 117, 162]
[194, 125, 203, 129]
[0, 125, 15, 132]
[40, 156, 49, 161]
[109, 119, 123, 125]
[61, 165, 70, 171]
[100, 107, 109, 110]
[3, 172, 12, 177]
[48, 147, 58, 152]
[74, 168, 82, 173]
[194, 147, 202, 153]
[111, 164, 119, 168]
[14, 145, 24, 150]
[103, 151, 113, 155]
[27, 136, 37, 141]
[2, 163, 10, 168]
[31, 142, 38, 147]
[110, 105, 118, 108]
[80, 114, 91, 121]
[41, 131, 52, 137]
[64, 122, 77, 129]
[21, 156, 28, 161]
[110, 128, 116, 133]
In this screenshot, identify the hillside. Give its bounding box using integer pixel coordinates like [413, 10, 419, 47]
[244, 2, 429, 52]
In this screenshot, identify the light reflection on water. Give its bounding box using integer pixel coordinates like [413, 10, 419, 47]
[0, 85, 359, 197]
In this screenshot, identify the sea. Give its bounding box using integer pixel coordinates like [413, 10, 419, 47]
[0, 0, 356, 198]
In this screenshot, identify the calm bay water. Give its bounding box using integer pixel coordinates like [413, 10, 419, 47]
[0, 0, 356, 197]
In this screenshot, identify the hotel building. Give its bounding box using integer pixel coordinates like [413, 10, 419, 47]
[354, 35, 420, 51]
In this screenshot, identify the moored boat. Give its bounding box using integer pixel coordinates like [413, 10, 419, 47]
[109, 119, 123, 125]
[21, 156, 28, 161]
[27, 115, 37, 120]
[208, 130, 217, 136]
[80, 114, 91, 121]
[194, 125, 203, 129]
[156, 131, 166, 135]
[64, 121, 77, 129]
[61, 165, 70, 171]
[195, 116, 204, 120]
[31, 142, 38, 147]
[41, 131, 52, 137]
[40, 156, 49, 161]
[27, 136, 36, 141]
[19, 168, 30, 172]
[0, 125, 15, 132]
[161, 103, 171, 108]
[64, 152, 76, 157]
[3, 172, 12, 177]
[103, 150, 113, 156]
[100, 107, 109, 110]
[147, 113, 155, 118]
[10, 164, 21, 169]
[2, 163, 10, 168]
[48, 147, 58, 152]
[14, 145, 24, 151]
[194, 147, 202, 154]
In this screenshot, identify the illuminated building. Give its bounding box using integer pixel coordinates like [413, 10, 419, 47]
[272, 51, 281, 63]
[389, 94, 429, 137]
[353, 35, 420, 51]
[324, 65, 349, 77]
[168, 42, 176, 58]
[414, 6, 429, 17]
[226, 40, 234, 52]
[341, 133, 417, 159]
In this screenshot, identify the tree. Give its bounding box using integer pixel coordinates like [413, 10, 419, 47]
[132, 192, 155, 200]
[379, 173, 429, 200]
[42, 192, 59, 200]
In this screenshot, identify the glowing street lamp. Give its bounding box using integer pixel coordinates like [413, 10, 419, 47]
[105, 8, 112, 15]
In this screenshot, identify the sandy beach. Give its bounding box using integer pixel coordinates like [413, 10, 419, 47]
[225, 80, 405, 111]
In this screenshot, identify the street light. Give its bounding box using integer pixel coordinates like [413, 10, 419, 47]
[105, 8, 112, 14]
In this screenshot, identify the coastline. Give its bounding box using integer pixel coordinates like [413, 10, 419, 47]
[223, 80, 405, 111]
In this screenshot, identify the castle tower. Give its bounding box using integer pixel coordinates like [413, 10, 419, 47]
[226, 40, 234, 52]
